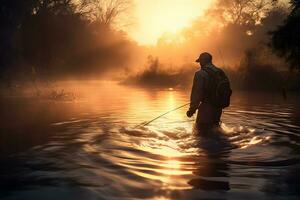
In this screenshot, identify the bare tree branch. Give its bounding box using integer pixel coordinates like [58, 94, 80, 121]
[213, 0, 277, 26]
[77, 0, 132, 27]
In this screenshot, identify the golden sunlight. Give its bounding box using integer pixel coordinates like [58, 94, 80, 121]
[129, 0, 214, 45]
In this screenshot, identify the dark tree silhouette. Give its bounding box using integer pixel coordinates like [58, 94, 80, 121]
[0, 0, 134, 81]
[0, 0, 38, 74]
[271, 0, 300, 70]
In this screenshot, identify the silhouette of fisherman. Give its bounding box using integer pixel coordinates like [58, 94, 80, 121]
[187, 52, 232, 134]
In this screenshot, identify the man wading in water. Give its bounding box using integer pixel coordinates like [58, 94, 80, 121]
[186, 52, 232, 133]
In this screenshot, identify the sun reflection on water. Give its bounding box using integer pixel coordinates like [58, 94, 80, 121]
[220, 123, 272, 149]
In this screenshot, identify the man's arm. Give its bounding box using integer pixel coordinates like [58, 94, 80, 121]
[187, 72, 204, 116]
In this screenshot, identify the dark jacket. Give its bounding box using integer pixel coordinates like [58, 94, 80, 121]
[188, 63, 222, 124]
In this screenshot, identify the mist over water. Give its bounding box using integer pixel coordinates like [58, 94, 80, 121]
[1, 81, 299, 200]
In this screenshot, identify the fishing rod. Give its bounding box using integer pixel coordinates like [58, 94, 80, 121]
[135, 103, 190, 128]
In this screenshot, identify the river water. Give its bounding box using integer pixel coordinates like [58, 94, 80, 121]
[0, 81, 300, 200]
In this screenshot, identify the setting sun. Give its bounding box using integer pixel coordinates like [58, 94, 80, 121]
[128, 0, 214, 45]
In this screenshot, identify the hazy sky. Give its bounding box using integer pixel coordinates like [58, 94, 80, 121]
[126, 0, 214, 45]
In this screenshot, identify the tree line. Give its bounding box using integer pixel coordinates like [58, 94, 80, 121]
[0, 0, 134, 81]
[0, 0, 299, 84]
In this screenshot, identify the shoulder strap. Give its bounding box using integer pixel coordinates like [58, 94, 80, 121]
[202, 67, 218, 81]
[201, 67, 218, 103]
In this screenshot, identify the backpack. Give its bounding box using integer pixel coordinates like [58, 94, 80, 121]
[202, 66, 232, 109]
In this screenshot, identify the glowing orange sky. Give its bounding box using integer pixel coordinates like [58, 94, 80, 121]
[127, 0, 214, 45]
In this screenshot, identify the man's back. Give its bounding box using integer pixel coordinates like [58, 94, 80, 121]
[187, 52, 231, 130]
[194, 64, 223, 125]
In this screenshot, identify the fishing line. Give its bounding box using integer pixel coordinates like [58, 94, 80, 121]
[134, 103, 190, 128]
